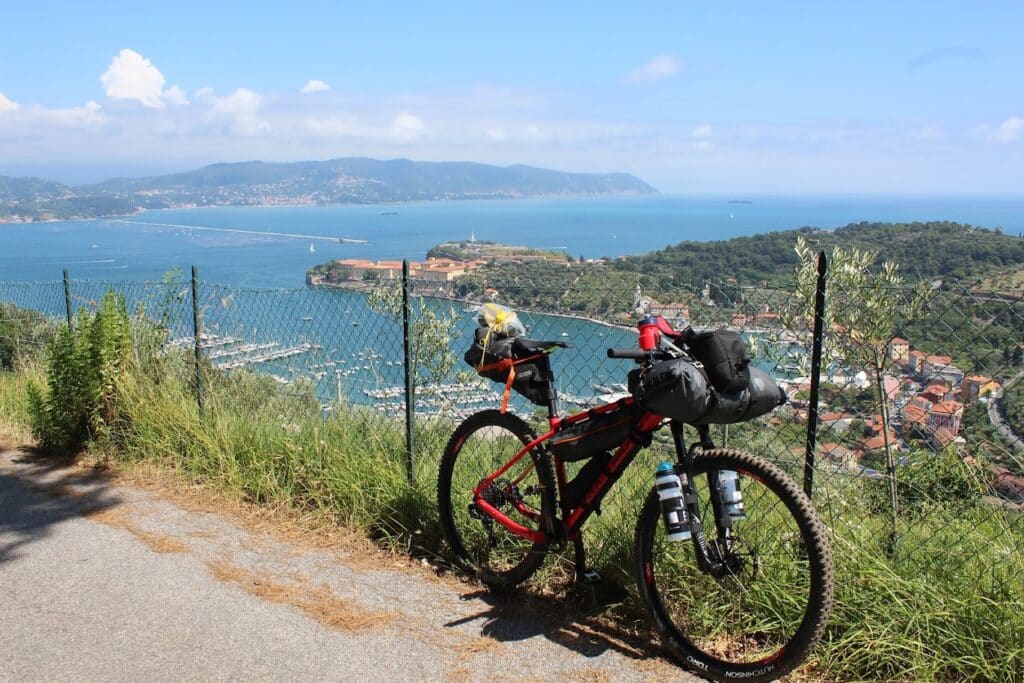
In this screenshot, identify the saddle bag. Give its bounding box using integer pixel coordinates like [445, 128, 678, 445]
[463, 327, 553, 405]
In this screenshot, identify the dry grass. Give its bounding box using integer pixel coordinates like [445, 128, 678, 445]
[85, 505, 190, 554]
[207, 559, 394, 633]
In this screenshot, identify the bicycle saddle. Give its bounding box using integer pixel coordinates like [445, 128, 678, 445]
[511, 337, 572, 356]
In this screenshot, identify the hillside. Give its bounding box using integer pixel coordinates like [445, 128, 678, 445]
[448, 222, 1024, 318]
[615, 221, 1024, 284]
[0, 158, 656, 222]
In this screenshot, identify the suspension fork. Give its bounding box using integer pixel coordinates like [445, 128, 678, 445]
[670, 422, 728, 577]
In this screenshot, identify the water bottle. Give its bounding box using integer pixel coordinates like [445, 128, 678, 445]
[655, 462, 691, 541]
[717, 469, 745, 519]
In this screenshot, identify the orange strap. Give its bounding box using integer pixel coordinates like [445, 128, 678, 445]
[475, 353, 545, 415]
[500, 364, 516, 414]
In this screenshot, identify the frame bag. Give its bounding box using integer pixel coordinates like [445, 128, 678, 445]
[550, 401, 635, 462]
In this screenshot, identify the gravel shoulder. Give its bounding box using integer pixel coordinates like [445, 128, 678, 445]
[0, 449, 693, 682]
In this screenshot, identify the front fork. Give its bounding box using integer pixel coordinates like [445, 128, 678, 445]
[669, 422, 738, 579]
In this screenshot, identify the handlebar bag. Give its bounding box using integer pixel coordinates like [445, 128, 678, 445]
[687, 329, 751, 394]
[633, 357, 712, 423]
[697, 366, 787, 425]
[550, 401, 635, 462]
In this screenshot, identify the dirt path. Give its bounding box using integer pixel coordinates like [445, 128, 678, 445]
[0, 449, 693, 682]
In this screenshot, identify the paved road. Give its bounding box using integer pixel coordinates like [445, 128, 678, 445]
[0, 450, 693, 682]
[988, 370, 1024, 452]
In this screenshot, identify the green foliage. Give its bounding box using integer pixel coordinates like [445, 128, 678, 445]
[366, 284, 458, 397]
[27, 291, 132, 452]
[0, 302, 59, 370]
[614, 221, 1024, 286]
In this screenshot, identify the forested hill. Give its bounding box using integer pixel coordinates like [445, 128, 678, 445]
[0, 158, 655, 222]
[614, 221, 1024, 284]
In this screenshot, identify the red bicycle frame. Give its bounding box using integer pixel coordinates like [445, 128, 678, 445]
[471, 406, 666, 545]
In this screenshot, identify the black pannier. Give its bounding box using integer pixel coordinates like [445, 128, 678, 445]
[696, 366, 787, 425]
[632, 358, 712, 423]
[550, 401, 635, 461]
[687, 328, 751, 393]
[463, 327, 553, 405]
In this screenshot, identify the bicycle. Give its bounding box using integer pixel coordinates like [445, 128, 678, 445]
[438, 315, 834, 683]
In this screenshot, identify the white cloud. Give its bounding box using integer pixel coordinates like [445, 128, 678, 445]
[691, 124, 713, 138]
[300, 79, 331, 94]
[626, 54, 680, 83]
[992, 117, 1024, 142]
[911, 124, 943, 140]
[37, 101, 110, 131]
[100, 49, 168, 108]
[389, 112, 423, 141]
[200, 87, 271, 137]
[0, 92, 19, 114]
[162, 85, 190, 106]
[486, 127, 507, 142]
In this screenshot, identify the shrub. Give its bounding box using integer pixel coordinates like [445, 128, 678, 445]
[27, 291, 132, 452]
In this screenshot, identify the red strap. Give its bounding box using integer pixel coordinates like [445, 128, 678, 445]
[475, 353, 545, 414]
[500, 364, 515, 414]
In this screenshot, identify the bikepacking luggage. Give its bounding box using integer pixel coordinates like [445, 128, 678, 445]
[550, 400, 635, 461]
[632, 357, 785, 425]
[686, 328, 751, 393]
[464, 326, 552, 406]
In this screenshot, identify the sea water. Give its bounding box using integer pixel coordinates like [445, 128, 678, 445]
[2, 194, 1022, 286]
[2, 194, 1021, 413]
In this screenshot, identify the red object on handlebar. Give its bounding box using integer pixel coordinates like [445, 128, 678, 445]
[638, 317, 661, 350]
[639, 315, 687, 350]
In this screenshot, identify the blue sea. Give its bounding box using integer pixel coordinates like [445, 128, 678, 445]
[1, 194, 1022, 287]
[2, 194, 1021, 410]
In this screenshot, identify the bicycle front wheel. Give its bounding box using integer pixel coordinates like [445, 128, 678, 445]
[635, 449, 833, 683]
[438, 409, 556, 590]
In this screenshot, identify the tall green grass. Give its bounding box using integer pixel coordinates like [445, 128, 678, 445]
[2, 337, 1023, 681]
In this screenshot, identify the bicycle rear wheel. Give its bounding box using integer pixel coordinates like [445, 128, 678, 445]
[635, 449, 833, 682]
[438, 409, 556, 590]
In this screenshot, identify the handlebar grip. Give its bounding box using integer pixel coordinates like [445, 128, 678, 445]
[607, 348, 652, 360]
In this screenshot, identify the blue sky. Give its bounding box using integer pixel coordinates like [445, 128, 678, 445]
[0, 1, 1021, 193]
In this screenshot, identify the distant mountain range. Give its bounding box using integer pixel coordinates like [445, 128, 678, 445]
[0, 158, 656, 222]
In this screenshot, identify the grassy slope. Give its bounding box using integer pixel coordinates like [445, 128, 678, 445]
[2, 355, 1022, 681]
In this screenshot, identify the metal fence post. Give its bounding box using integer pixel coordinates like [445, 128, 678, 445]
[402, 260, 415, 483]
[191, 265, 205, 417]
[62, 269, 73, 329]
[803, 251, 827, 498]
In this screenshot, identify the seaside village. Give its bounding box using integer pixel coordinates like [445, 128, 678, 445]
[306, 248, 1024, 507]
[784, 336, 1024, 506]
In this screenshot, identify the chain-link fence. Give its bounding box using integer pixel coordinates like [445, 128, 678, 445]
[1, 261, 1022, 592]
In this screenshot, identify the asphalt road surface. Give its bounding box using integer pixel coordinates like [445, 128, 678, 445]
[0, 450, 694, 682]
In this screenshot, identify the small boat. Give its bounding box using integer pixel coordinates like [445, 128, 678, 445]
[560, 331, 569, 337]
[351, 321, 360, 327]
[309, 243, 316, 253]
[302, 316, 313, 322]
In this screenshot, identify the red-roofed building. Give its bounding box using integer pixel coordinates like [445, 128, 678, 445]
[888, 337, 910, 363]
[922, 354, 954, 378]
[927, 400, 964, 436]
[907, 349, 927, 374]
[961, 375, 1000, 402]
[920, 382, 954, 404]
[819, 442, 860, 469]
[930, 427, 963, 450]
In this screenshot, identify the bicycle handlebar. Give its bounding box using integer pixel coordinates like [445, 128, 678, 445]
[607, 348, 658, 360]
